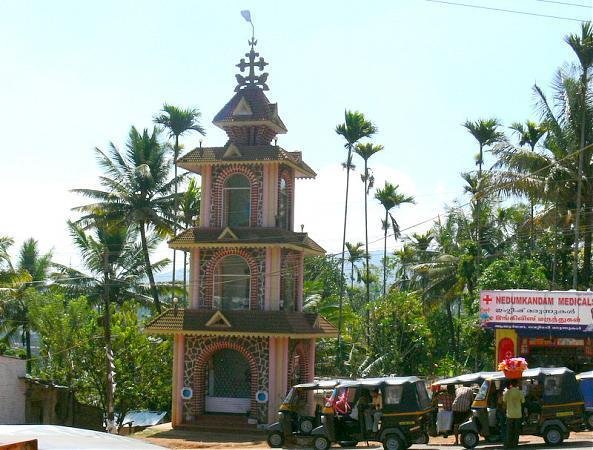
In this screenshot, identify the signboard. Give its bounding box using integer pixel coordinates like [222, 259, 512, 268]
[480, 290, 593, 332]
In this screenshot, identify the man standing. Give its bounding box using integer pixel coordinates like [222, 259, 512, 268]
[503, 379, 525, 449]
[452, 384, 474, 444]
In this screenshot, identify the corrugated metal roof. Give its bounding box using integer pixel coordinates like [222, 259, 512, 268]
[121, 411, 166, 427]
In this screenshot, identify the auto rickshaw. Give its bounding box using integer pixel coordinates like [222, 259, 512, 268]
[430, 371, 500, 437]
[577, 370, 593, 429]
[459, 367, 585, 448]
[310, 376, 433, 450]
[266, 379, 344, 448]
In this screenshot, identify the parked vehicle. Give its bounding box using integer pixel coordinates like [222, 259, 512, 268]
[266, 379, 343, 448]
[459, 367, 585, 448]
[430, 371, 500, 437]
[577, 370, 593, 429]
[310, 376, 433, 450]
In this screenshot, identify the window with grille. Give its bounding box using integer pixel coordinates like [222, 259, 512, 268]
[213, 255, 250, 310]
[223, 174, 250, 227]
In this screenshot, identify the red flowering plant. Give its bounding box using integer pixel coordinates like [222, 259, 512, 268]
[498, 357, 528, 378]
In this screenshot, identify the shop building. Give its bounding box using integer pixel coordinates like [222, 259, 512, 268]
[480, 290, 593, 372]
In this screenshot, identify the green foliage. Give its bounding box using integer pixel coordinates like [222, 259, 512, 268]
[366, 291, 433, 376]
[29, 292, 171, 422]
[478, 257, 549, 290]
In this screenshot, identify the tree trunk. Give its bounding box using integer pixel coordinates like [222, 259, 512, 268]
[103, 253, 115, 433]
[445, 301, 457, 357]
[383, 210, 388, 297]
[25, 328, 31, 374]
[172, 135, 179, 298]
[140, 222, 161, 313]
[183, 250, 188, 304]
[363, 160, 370, 347]
[337, 147, 353, 365]
[573, 71, 588, 289]
[583, 204, 592, 283]
[476, 144, 482, 282]
[364, 160, 370, 305]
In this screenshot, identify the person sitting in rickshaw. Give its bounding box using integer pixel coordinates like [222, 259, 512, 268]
[335, 389, 352, 415]
[371, 389, 383, 433]
[356, 390, 372, 431]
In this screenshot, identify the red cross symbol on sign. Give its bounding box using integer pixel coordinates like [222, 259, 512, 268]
[483, 295, 493, 304]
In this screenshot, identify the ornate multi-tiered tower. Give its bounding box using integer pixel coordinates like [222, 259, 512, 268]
[146, 38, 336, 427]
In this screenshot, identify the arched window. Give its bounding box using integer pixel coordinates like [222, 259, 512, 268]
[277, 177, 290, 229]
[213, 255, 250, 310]
[223, 174, 250, 227]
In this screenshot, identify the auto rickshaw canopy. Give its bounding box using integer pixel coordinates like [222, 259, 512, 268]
[291, 379, 348, 390]
[434, 371, 501, 387]
[485, 367, 583, 405]
[333, 376, 432, 413]
[577, 370, 593, 380]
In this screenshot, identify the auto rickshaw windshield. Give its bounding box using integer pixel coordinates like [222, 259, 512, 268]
[475, 380, 490, 401]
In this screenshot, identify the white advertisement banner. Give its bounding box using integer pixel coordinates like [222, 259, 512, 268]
[479, 290, 593, 332]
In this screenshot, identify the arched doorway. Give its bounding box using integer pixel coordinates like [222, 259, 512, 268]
[205, 348, 252, 414]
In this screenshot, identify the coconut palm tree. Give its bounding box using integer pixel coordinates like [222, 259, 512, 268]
[0, 236, 13, 272]
[509, 121, 547, 252]
[53, 218, 166, 431]
[566, 22, 593, 288]
[334, 111, 377, 355]
[492, 69, 593, 288]
[354, 142, 384, 304]
[178, 178, 201, 302]
[345, 242, 365, 289]
[463, 119, 503, 278]
[0, 238, 52, 372]
[73, 126, 178, 313]
[154, 105, 205, 295]
[375, 182, 414, 296]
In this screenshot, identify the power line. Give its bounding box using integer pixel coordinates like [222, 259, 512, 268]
[426, 0, 588, 22]
[534, 0, 591, 8]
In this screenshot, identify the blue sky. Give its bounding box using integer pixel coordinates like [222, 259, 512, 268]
[1, 0, 591, 268]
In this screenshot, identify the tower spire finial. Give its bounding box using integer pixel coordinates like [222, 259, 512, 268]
[240, 10, 255, 46]
[235, 10, 269, 92]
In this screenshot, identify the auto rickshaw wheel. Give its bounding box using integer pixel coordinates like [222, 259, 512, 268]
[587, 413, 593, 430]
[338, 441, 358, 447]
[266, 431, 284, 448]
[382, 434, 404, 450]
[543, 426, 564, 446]
[460, 430, 479, 449]
[299, 418, 314, 434]
[414, 431, 429, 445]
[313, 436, 331, 450]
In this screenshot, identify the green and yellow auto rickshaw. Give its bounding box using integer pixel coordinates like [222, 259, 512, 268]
[266, 379, 344, 448]
[459, 367, 585, 448]
[430, 371, 500, 437]
[310, 376, 433, 450]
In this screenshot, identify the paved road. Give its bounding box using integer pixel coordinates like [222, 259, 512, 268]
[274, 431, 593, 450]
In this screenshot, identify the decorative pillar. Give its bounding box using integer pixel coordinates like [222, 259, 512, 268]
[171, 334, 185, 427]
[190, 250, 200, 309]
[200, 165, 212, 226]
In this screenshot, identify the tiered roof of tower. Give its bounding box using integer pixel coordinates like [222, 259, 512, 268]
[177, 39, 315, 177]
